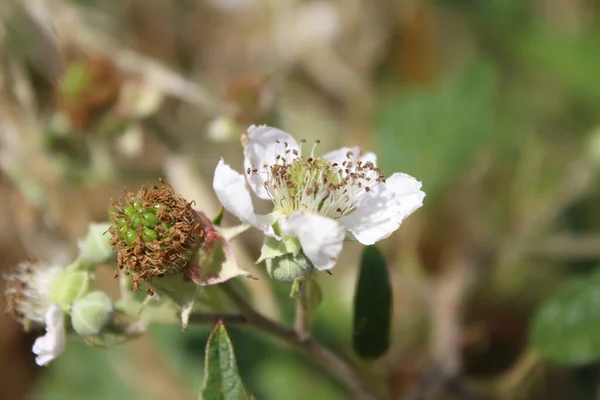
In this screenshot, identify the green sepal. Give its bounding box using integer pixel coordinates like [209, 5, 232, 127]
[198, 285, 228, 312]
[77, 222, 115, 269]
[148, 274, 198, 331]
[290, 277, 304, 298]
[257, 235, 301, 263]
[118, 273, 149, 303]
[50, 270, 93, 310]
[82, 313, 148, 348]
[212, 206, 225, 226]
[188, 231, 255, 286]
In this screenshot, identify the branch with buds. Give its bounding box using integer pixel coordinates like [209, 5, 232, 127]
[4, 125, 425, 400]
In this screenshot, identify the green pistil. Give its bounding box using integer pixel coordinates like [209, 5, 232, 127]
[286, 157, 340, 194]
[117, 202, 173, 245]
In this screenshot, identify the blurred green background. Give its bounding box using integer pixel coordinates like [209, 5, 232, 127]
[1, 0, 600, 399]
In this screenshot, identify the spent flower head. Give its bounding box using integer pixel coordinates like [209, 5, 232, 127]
[108, 179, 205, 291]
[4, 261, 91, 365]
[214, 125, 425, 272]
[109, 180, 253, 330]
[5, 262, 64, 328]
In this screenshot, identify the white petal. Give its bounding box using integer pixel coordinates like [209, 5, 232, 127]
[342, 173, 425, 245]
[243, 125, 300, 199]
[213, 159, 275, 235]
[279, 212, 345, 271]
[32, 304, 66, 366]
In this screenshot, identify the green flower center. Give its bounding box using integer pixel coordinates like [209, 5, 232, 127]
[260, 143, 384, 218]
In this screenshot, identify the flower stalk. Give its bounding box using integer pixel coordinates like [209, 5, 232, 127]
[218, 282, 382, 400]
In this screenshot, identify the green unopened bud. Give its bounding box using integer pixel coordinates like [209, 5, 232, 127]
[50, 270, 93, 309]
[83, 315, 148, 348]
[78, 222, 115, 267]
[71, 291, 114, 336]
[266, 251, 314, 284]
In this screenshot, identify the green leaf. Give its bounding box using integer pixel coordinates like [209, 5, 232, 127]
[199, 321, 248, 400]
[530, 270, 600, 366]
[352, 245, 392, 359]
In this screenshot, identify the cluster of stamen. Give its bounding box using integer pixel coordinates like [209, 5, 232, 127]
[249, 140, 385, 217]
[4, 262, 63, 329]
[108, 180, 204, 291]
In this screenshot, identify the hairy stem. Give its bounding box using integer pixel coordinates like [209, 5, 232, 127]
[294, 296, 310, 340]
[219, 282, 382, 400]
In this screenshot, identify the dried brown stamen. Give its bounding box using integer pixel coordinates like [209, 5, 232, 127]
[108, 179, 204, 291]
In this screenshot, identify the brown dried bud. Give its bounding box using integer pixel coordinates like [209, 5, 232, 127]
[54, 55, 121, 131]
[4, 262, 90, 331]
[108, 179, 204, 291]
[223, 75, 275, 126]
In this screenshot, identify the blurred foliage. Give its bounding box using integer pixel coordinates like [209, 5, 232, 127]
[531, 268, 600, 366]
[377, 62, 498, 196]
[32, 340, 135, 400]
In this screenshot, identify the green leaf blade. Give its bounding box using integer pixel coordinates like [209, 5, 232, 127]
[530, 270, 600, 366]
[352, 245, 392, 359]
[200, 321, 248, 400]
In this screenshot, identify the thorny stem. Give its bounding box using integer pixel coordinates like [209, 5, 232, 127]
[218, 282, 382, 400]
